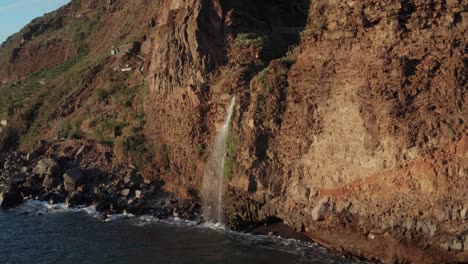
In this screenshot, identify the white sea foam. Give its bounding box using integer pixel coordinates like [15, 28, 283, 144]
[198, 221, 226, 230]
[14, 200, 116, 221]
[104, 212, 135, 222]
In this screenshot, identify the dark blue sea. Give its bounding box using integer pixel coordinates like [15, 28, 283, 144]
[0, 201, 366, 264]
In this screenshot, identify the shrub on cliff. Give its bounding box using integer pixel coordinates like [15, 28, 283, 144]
[233, 33, 265, 49]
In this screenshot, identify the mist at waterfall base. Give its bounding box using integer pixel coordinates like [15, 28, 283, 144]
[0, 202, 366, 264]
[202, 97, 236, 224]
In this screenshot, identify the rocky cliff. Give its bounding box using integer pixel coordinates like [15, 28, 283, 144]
[0, 0, 466, 263]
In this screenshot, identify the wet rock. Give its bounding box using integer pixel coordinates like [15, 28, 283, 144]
[0, 192, 23, 209]
[65, 191, 84, 206]
[97, 213, 108, 221]
[95, 197, 114, 213]
[49, 192, 66, 204]
[63, 168, 84, 192]
[311, 197, 329, 221]
[33, 159, 59, 176]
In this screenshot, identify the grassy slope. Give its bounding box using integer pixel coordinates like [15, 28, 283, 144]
[0, 0, 152, 170]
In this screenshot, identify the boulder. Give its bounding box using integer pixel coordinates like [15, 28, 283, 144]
[33, 159, 59, 176]
[311, 197, 330, 221]
[65, 191, 84, 206]
[49, 192, 66, 204]
[11, 173, 27, 185]
[63, 168, 84, 192]
[0, 192, 23, 209]
[77, 184, 94, 194]
[123, 173, 143, 186]
[121, 188, 131, 197]
[42, 175, 56, 189]
[95, 197, 114, 213]
[135, 190, 143, 199]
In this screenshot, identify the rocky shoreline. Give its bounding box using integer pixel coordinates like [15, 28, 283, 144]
[0, 143, 200, 221]
[2, 140, 468, 264]
[0, 142, 372, 264]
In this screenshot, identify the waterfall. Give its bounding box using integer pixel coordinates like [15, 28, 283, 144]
[202, 97, 236, 225]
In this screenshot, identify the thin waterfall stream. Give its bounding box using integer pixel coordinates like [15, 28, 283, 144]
[202, 97, 236, 225]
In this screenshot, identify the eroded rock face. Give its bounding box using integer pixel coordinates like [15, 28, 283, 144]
[137, 1, 467, 260]
[148, 0, 225, 95]
[222, 0, 467, 262]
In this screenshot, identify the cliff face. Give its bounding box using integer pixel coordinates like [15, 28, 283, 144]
[0, 0, 466, 262]
[222, 1, 467, 262]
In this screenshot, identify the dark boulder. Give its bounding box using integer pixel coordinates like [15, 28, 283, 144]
[42, 175, 56, 189]
[95, 197, 114, 213]
[10, 173, 27, 185]
[49, 192, 66, 204]
[0, 192, 23, 209]
[123, 173, 143, 187]
[63, 168, 85, 192]
[77, 184, 94, 194]
[65, 191, 84, 207]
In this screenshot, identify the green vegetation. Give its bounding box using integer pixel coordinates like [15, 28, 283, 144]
[58, 120, 83, 139]
[232, 32, 266, 49]
[65, 17, 99, 52]
[71, 0, 81, 12]
[198, 143, 206, 156]
[0, 0, 154, 172]
[252, 60, 290, 97]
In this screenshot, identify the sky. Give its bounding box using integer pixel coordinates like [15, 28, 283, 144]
[0, 0, 70, 44]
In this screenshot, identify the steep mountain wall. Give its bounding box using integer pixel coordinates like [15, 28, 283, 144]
[225, 0, 467, 262]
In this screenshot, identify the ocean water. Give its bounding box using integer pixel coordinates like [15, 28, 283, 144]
[0, 201, 366, 264]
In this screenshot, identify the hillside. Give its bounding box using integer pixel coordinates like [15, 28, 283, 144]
[0, 0, 466, 263]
